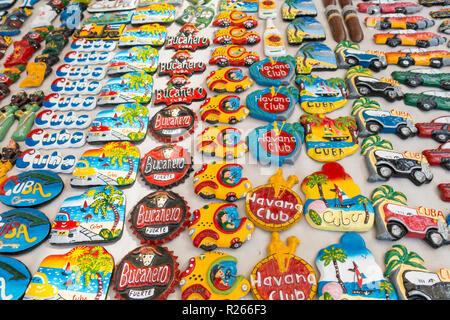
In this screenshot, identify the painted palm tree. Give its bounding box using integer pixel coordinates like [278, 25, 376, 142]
[319, 246, 348, 294]
[357, 197, 372, 224]
[304, 173, 330, 207]
[345, 65, 373, 79]
[71, 246, 114, 300]
[327, 77, 347, 98]
[335, 116, 358, 143]
[123, 72, 153, 98]
[384, 245, 426, 278]
[335, 40, 360, 53]
[296, 43, 317, 71]
[104, 142, 140, 182]
[371, 185, 408, 206]
[89, 185, 124, 237]
[116, 103, 148, 131]
[135, 46, 156, 61]
[351, 96, 381, 116]
[289, 18, 307, 43]
[360, 135, 393, 155]
[379, 281, 395, 300]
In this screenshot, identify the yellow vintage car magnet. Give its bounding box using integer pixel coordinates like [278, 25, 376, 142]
[196, 125, 248, 160]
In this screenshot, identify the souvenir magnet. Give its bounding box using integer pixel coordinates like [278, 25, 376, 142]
[0, 8, 32, 37]
[11, 103, 41, 142]
[391, 68, 450, 90]
[56, 64, 107, 81]
[88, 0, 138, 12]
[209, 44, 260, 67]
[43, 93, 97, 111]
[323, 0, 346, 43]
[374, 31, 446, 48]
[206, 67, 254, 93]
[0, 208, 50, 254]
[25, 129, 86, 150]
[114, 245, 180, 300]
[357, 2, 423, 15]
[108, 46, 159, 76]
[84, 11, 134, 25]
[175, 5, 215, 29]
[263, 18, 286, 57]
[180, 251, 250, 300]
[316, 232, 397, 300]
[282, 0, 317, 20]
[189, 202, 254, 250]
[199, 94, 249, 124]
[72, 23, 125, 41]
[0, 170, 63, 207]
[131, 3, 175, 24]
[339, 0, 364, 43]
[87, 103, 149, 143]
[165, 24, 210, 51]
[0, 256, 31, 300]
[149, 105, 197, 142]
[0, 140, 20, 183]
[70, 39, 117, 52]
[218, 0, 258, 12]
[365, 15, 435, 30]
[430, 6, 450, 19]
[49, 185, 126, 244]
[415, 115, 450, 143]
[193, 161, 252, 202]
[404, 90, 450, 111]
[23, 246, 114, 300]
[50, 78, 101, 95]
[159, 50, 206, 77]
[295, 42, 337, 75]
[213, 26, 261, 45]
[245, 168, 303, 231]
[71, 141, 140, 187]
[335, 40, 387, 72]
[153, 82, 206, 106]
[301, 162, 375, 232]
[438, 183, 450, 202]
[19, 62, 50, 88]
[140, 144, 193, 189]
[63, 50, 114, 65]
[16, 149, 77, 174]
[35, 109, 91, 129]
[213, 10, 258, 28]
[196, 125, 248, 159]
[249, 56, 296, 87]
[286, 17, 326, 45]
[129, 191, 190, 244]
[118, 24, 167, 47]
[247, 121, 305, 166]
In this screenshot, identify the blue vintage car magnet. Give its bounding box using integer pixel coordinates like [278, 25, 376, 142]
[246, 86, 299, 122]
[50, 78, 102, 95]
[287, 16, 325, 45]
[87, 103, 149, 143]
[63, 50, 115, 65]
[131, 3, 176, 24]
[107, 46, 159, 76]
[97, 71, 153, 106]
[295, 42, 337, 74]
[249, 56, 296, 87]
[70, 39, 117, 52]
[0, 256, 31, 300]
[56, 64, 107, 81]
[16, 149, 78, 174]
[43, 93, 97, 111]
[71, 141, 140, 187]
[118, 24, 167, 47]
[49, 185, 126, 244]
[0, 170, 63, 207]
[25, 129, 87, 150]
[35, 109, 91, 129]
[0, 208, 50, 253]
[247, 121, 304, 166]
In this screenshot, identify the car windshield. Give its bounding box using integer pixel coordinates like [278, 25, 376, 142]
[412, 68, 441, 74]
[433, 116, 450, 124]
[404, 270, 441, 286]
[441, 142, 450, 149]
[423, 90, 450, 98]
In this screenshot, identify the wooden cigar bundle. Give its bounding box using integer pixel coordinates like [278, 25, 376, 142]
[342, 4, 364, 43]
[325, 5, 346, 42]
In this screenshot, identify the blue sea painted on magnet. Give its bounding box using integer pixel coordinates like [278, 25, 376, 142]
[0, 170, 63, 207]
[295, 42, 337, 74]
[0, 208, 50, 253]
[219, 0, 258, 12]
[247, 121, 304, 166]
[249, 56, 296, 87]
[316, 233, 398, 300]
[287, 16, 325, 45]
[0, 256, 31, 300]
[246, 86, 299, 122]
[107, 46, 159, 76]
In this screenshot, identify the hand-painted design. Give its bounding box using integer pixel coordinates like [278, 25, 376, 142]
[114, 245, 180, 300]
[71, 141, 140, 187]
[438, 183, 450, 202]
[131, 3, 176, 24]
[153, 84, 207, 106]
[159, 50, 206, 77]
[176, 5, 215, 29]
[49, 186, 125, 245]
[209, 44, 260, 67]
[56, 64, 107, 81]
[371, 185, 449, 248]
[50, 78, 102, 95]
[140, 145, 193, 189]
[0, 8, 33, 37]
[189, 202, 254, 250]
[165, 24, 210, 51]
[249, 56, 296, 87]
[70, 39, 117, 52]
[43, 93, 97, 111]
[404, 90, 450, 111]
[199, 94, 249, 124]
[16, 149, 77, 174]
[139, 0, 183, 6]
[35, 109, 91, 130]
[118, 24, 167, 47]
[72, 23, 125, 41]
[373, 31, 446, 48]
[149, 105, 197, 142]
[213, 26, 260, 45]
[301, 162, 375, 232]
[345, 66, 404, 101]
[250, 232, 316, 300]
[360, 135, 433, 185]
[391, 68, 450, 90]
[0, 170, 63, 207]
[414, 115, 450, 143]
[218, 0, 258, 12]
[23, 246, 114, 300]
[365, 15, 435, 30]
[84, 11, 134, 25]
[87, 0, 138, 12]
[87, 103, 148, 143]
[206, 67, 253, 93]
[286, 17, 325, 45]
[0, 140, 20, 184]
[196, 126, 248, 160]
[245, 169, 303, 231]
[300, 113, 358, 162]
[97, 71, 153, 106]
[63, 50, 115, 66]
[281, 0, 317, 20]
[193, 161, 252, 202]
[213, 10, 258, 29]
[316, 232, 398, 300]
[335, 41, 388, 72]
[352, 97, 417, 139]
[129, 191, 190, 244]
[422, 142, 450, 170]
[25, 129, 86, 149]
[0, 208, 50, 253]
[0, 256, 31, 300]
[295, 74, 348, 114]
[20, 62, 51, 88]
[180, 251, 250, 300]
[295, 42, 337, 75]
[247, 121, 304, 166]
[108, 46, 159, 76]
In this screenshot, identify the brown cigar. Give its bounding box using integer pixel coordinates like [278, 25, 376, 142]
[338, 0, 364, 43]
[325, 4, 347, 42]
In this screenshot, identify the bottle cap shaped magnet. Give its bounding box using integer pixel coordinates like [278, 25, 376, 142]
[250, 232, 317, 300]
[245, 168, 303, 231]
[114, 245, 180, 300]
[129, 191, 190, 244]
[140, 144, 193, 189]
[149, 105, 197, 143]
